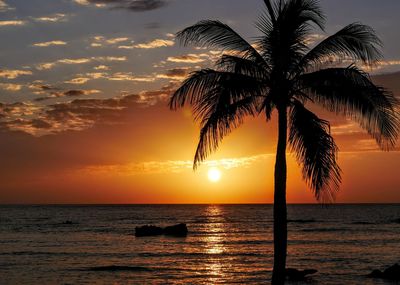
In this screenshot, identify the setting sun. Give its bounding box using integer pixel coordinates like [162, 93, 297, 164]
[207, 167, 222, 183]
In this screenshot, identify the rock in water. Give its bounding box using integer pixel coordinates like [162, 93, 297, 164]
[164, 223, 188, 237]
[135, 225, 163, 237]
[367, 269, 383, 278]
[383, 263, 400, 280]
[285, 268, 318, 281]
[368, 264, 400, 280]
[135, 223, 188, 237]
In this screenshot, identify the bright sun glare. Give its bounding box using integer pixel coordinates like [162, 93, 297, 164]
[207, 167, 222, 183]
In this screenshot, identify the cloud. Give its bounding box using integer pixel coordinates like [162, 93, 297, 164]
[331, 122, 361, 136]
[0, 0, 14, 12]
[85, 72, 108, 79]
[64, 77, 91, 84]
[36, 56, 127, 70]
[80, 153, 274, 176]
[73, 0, 91, 5]
[74, 0, 168, 12]
[0, 82, 177, 136]
[304, 33, 326, 46]
[107, 72, 155, 82]
[98, 56, 127, 62]
[0, 69, 32, 79]
[36, 58, 90, 70]
[134, 81, 177, 105]
[90, 36, 131, 47]
[29, 80, 100, 100]
[0, 20, 26, 27]
[29, 81, 57, 89]
[33, 40, 67, 47]
[0, 102, 43, 132]
[94, 65, 109, 70]
[156, 68, 191, 80]
[119, 38, 174, 49]
[64, 89, 100, 97]
[167, 53, 209, 63]
[365, 60, 400, 72]
[63, 71, 155, 84]
[31, 118, 52, 129]
[0, 83, 22, 91]
[34, 88, 101, 101]
[59, 58, 92, 64]
[33, 13, 68, 22]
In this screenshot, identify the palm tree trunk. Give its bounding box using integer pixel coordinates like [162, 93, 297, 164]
[271, 106, 288, 285]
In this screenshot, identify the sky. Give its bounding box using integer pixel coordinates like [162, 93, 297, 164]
[0, 0, 399, 204]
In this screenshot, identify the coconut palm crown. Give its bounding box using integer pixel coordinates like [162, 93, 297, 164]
[169, 0, 399, 283]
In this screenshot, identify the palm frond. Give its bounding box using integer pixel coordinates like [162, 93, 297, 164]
[168, 68, 265, 168]
[216, 54, 270, 80]
[289, 100, 341, 202]
[176, 20, 265, 63]
[169, 69, 266, 110]
[278, 0, 325, 31]
[298, 23, 382, 73]
[263, 0, 277, 24]
[299, 66, 400, 149]
[256, 0, 325, 70]
[193, 95, 258, 169]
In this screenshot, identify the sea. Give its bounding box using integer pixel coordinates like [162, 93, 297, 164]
[0, 204, 399, 284]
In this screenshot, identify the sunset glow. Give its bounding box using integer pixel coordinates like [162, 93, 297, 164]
[0, 0, 398, 204]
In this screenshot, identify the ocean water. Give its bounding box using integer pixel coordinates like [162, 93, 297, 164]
[0, 204, 399, 284]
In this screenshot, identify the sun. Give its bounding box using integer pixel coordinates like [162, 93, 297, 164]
[207, 167, 222, 183]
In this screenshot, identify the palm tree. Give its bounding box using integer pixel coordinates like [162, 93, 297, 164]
[169, 0, 399, 284]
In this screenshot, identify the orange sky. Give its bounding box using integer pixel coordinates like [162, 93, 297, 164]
[0, 0, 399, 204]
[0, 73, 399, 204]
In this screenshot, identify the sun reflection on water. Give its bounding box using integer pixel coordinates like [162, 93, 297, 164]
[203, 205, 226, 282]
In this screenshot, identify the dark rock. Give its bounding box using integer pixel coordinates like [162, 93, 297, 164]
[286, 268, 318, 281]
[164, 223, 188, 237]
[62, 220, 74, 225]
[135, 223, 188, 237]
[135, 225, 163, 237]
[367, 269, 383, 278]
[383, 263, 400, 280]
[368, 264, 400, 280]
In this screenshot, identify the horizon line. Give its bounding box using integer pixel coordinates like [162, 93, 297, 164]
[1, 202, 400, 206]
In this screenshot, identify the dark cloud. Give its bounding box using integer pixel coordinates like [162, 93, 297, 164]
[159, 68, 190, 80]
[64, 90, 86, 97]
[31, 119, 52, 129]
[88, 0, 168, 12]
[34, 89, 100, 101]
[38, 85, 56, 91]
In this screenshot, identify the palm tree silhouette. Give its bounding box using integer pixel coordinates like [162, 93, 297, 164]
[169, 0, 399, 283]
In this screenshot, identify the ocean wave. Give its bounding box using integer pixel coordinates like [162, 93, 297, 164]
[287, 219, 318, 223]
[137, 251, 267, 258]
[349, 221, 375, 225]
[301, 228, 346, 232]
[83, 265, 152, 272]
